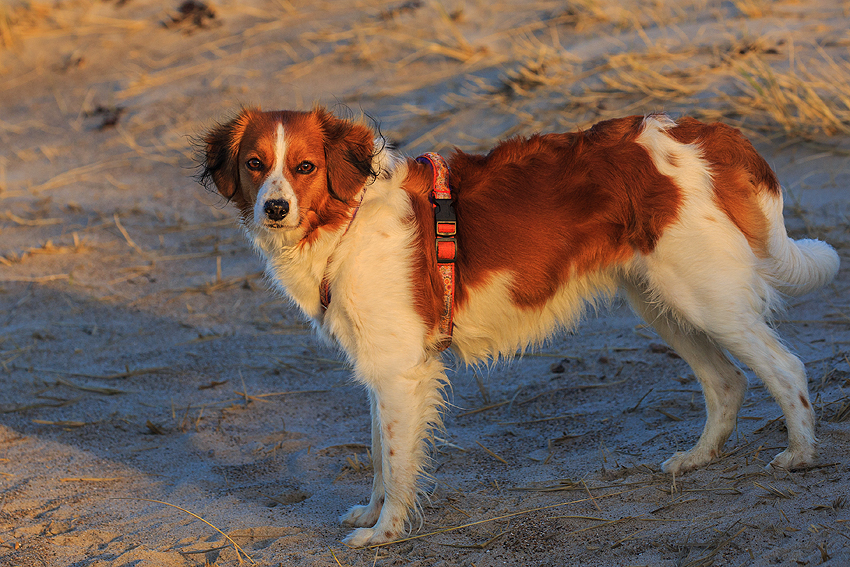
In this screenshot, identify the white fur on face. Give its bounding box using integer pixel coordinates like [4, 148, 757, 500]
[253, 123, 300, 229]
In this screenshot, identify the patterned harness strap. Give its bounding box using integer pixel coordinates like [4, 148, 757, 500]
[320, 153, 457, 351]
[416, 152, 456, 351]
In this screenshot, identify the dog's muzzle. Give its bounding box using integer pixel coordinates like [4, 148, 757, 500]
[263, 199, 290, 221]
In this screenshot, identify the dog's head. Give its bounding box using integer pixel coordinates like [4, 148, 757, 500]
[198, 107, 377, 243]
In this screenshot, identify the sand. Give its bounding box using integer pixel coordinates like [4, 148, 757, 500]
[1, 0, 849, 565]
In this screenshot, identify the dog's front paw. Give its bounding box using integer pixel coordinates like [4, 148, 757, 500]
[342, 506, 407, 547]
[343, 526, 401, 548]
[340, 502, 382, 528]
[767, 446, 816, 471]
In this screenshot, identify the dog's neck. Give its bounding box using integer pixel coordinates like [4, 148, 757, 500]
[251, 144, 406, 322]
[249, 189, 371, 322]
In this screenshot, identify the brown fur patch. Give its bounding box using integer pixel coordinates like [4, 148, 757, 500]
[669, 118, 777, 257]
[448, 116, 682, 308]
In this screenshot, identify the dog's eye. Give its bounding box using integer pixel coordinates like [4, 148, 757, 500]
[295, 161, 316, 175]
[246, 158, 264, 171]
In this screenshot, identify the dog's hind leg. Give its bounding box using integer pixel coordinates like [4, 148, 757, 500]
[622, 281, 748, 474]
[709, 321, 816, 471]
[342, 356, 447, 547]
[627, 268, 816, 472]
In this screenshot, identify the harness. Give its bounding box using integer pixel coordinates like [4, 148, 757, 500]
[417, 152, 457, 350]
[319, 153, 457, 350]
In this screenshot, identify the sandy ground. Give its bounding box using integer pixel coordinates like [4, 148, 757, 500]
[1, 1, 849, 565]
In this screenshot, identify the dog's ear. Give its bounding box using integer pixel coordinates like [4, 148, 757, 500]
[198, 111, 251, 200]
[314, 108, 375, 202]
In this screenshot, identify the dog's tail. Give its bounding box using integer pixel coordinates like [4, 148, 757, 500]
[760, 190, 839, 297]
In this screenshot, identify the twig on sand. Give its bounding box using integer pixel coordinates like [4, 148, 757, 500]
[60, 477, 124, 482]
[113, 497, 255, 565]
[10, 364, 168, 380]
[113, 213, 149, 258]
[517, 378, 629, 406]
[0, 274, 69, 283]
[363, 488, 640, 548]
[475, 440, 508, 465]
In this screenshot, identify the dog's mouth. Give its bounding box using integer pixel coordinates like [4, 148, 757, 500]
[262, 221, 291, 230]
[257, 214, 302, 232]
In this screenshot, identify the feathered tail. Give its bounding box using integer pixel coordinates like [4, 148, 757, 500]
[760, 190, 839, 297]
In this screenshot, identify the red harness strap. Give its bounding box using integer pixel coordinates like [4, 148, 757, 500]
[416, 152, 456, 351]
[320, 154, 457, 351]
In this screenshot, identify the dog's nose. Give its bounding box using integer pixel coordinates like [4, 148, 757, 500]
[263, 199, 290, 221]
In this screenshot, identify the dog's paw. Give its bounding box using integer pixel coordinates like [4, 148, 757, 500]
[661, 447, 717, 475]
[340, 502, 382, 528]
[342, 526, 400, 548]
[767, 446, 816, 471]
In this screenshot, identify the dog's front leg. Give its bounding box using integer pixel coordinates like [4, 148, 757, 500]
[342, 357, 446, 547]
[340, 391, 385, 527]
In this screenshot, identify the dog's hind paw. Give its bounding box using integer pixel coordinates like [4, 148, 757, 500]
[767, 446, 816, 471]
[661, 447, 717, 475]
[340, 502, 382, 528]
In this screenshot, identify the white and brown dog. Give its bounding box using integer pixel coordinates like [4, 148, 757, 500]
[199, 107, 839, 546]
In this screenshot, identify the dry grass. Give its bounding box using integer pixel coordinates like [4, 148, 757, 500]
[485, 35, 850, 141]
[338, 0, 850, 147]
[726, 48, 850, 136]
[3, 0, 848, 167]
[0, 232, 88, 267]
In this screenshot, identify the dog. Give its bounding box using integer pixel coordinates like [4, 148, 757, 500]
[198, 107, 839, 546]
